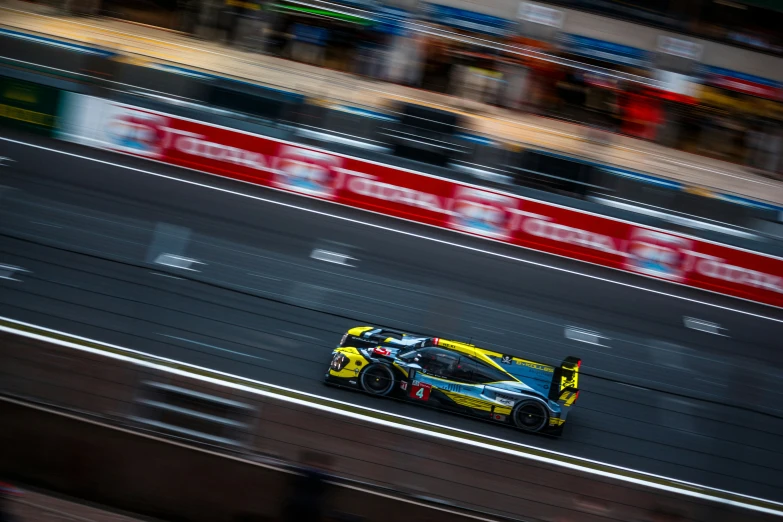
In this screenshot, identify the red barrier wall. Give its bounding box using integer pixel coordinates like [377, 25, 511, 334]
[60, 95, 783, 308]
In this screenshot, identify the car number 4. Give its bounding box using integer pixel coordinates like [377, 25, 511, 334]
[409, 381, 431, 401]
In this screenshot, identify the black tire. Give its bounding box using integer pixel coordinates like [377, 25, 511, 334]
[360, 363, 396, 396]
[512, 400, 549, 433]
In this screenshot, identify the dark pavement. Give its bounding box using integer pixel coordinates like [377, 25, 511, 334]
[1, 132, 782, 501]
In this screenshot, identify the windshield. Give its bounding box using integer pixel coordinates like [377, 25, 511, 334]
[398, 338, 436, 360]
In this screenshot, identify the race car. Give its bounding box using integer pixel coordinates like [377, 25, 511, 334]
[325, 326, 581, 436]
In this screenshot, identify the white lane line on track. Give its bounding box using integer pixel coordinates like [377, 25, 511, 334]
[696, 377, 729, 388]
[154, 253, 204, 271]
[683, 317, 729, 337]
[150, 272, 184, 280]
[4, 316, 783, 516]
[310, 248, 356, 266]
[160, 333, 269, 361]
[3, 136, 782, 323]
[30, 220, 63, 228]
[281, 330, 322, 341]
[564, 326, 609, 347]
[616, 383, 652, 392]
[472, 325, 504, 335]
[0, 264, 29, 281]
[248, 273, 282, 281]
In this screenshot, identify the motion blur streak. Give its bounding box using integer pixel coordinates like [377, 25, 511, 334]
[1, 130, 782, 501]
[2, 135, 782, 323]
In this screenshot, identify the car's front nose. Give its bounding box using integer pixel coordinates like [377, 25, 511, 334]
[324, 347, 370, 387]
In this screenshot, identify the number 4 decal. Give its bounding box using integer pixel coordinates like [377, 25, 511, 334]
[409, 380, 431, 401]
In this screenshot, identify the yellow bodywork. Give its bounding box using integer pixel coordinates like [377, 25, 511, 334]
[346, 326, 374, 337]
[435, 339, 509, 374]
[436, 339, 554, 380]
[559, 359, 580, 393]
[328, 347, 370, 379]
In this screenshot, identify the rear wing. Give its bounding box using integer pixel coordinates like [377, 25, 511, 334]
[549, 356, 581, 407]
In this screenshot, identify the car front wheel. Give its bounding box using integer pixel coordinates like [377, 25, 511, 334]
[360, 363, 396, 396]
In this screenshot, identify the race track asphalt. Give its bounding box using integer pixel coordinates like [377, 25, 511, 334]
[1, 131, 782, 501]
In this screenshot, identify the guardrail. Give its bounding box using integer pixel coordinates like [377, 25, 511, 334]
[49, 92, 783, 308]
[1, 317, 782, 522]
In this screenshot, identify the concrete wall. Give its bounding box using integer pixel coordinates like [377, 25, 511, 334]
[1, 330, 779, 522]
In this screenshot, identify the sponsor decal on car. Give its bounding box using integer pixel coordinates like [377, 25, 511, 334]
[495, 394, 516, 407]
[410, 380, 432, 401]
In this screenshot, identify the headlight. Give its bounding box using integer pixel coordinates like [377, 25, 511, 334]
[330, 353, 349, 371]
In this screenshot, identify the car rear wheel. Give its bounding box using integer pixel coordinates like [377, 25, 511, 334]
[360, 363, 395, 396]
[512, 400, 549, 433]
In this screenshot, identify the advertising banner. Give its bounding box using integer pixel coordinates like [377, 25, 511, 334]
[0, 76, 61, 136]
[58, 93, 783, 308]
[702, 66, 783, 102]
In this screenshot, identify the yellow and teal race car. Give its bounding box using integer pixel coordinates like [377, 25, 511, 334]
[325, 326, 581, 436]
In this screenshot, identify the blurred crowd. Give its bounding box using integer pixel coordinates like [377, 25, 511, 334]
[60, 0, 783, 177]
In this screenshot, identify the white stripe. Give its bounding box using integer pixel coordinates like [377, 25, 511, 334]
[0, 317, 782, 515]
[2, 136, 781, 320]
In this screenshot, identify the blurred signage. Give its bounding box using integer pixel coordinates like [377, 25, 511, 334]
[652, 70, 699, 103]
[561, 34, 650, 68]
[701, 66, 783, 101]
[422, 3, 513, 37]
[59, 93, 783, 309]
[0, 76, 60, 136]
[332, 0, 379, 9]
[375, 6, 411, 36]
[519, 2, 564, 28]
[657, 35, 703, 61]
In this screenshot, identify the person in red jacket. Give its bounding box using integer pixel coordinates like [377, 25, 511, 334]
[620, 86, 662, 141]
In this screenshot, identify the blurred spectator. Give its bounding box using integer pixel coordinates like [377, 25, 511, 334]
[620, 86, 662, 141]
[762, 123, 782, 174]
[420, 41, 453, 94]
[746, 117, 766, 169]
[223, 0, 260, 46]
[387, 28, 426, 88]
[287, 24, 328, 66]
[556, 71, 588, 121]
[354, 26, 388, 80]
[281, 451, 332, 522]
[178, 0, 200, 36]
[497, 61, 529, 111]
[0, 483, 19, 522]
